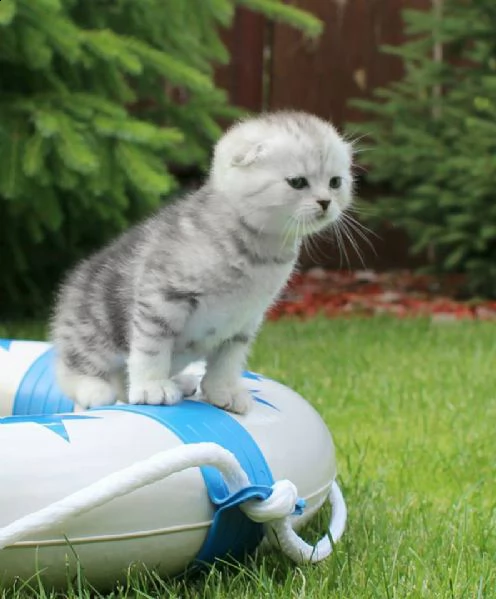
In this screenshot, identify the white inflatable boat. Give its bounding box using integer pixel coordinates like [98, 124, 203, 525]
[0, 340, 346, 588]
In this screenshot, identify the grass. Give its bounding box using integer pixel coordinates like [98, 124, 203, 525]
[1, 317, 495, 598]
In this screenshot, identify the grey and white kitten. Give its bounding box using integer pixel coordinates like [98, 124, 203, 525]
[51, 111, 353, 414]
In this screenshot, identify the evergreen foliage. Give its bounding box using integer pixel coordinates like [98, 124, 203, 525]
[0, 0, 321, 317]
[350, 0, 496, 296]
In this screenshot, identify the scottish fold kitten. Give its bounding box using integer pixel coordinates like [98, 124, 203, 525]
[51, 111, 353, 413]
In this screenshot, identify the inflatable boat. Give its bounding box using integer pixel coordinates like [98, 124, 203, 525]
[0, 340, 346, 588]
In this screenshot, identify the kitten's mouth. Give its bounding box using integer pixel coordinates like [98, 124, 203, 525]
[314, 211, 334, 225]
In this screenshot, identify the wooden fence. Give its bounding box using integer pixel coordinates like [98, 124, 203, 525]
[215, 1, 433, 269]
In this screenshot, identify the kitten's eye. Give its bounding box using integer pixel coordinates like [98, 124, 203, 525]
[286, 177, 309, 190]
[329, 176, 342, 190]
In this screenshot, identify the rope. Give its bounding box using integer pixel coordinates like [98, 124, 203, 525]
[0, 442, 346, 564]
[266, 481, 347, 563]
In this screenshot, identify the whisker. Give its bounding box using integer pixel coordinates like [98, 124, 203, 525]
[344, 131, 373, 147]
[342, 211, 381, 240]
[281, 216, 298, 254]
[303, 218, 322, 265]
[314, 227, 338, 266]
[342, 222, 377, 256]
[343, 215, 380, 244]
[343, 223, 377, 258]
[337, 224, 351, 270]
[281, 221, 292, 248]
[351, 147, 375, 154]
[329, 224, 343, 269]
[301, 219, 316, 264]
[331, 221, 350, 270]
[348, 203, 378, 216]
[346, 203, 379, 221]
[338, 220, 367, 268]
[342, 214, 377, 241]
[307, 226, 326, 265]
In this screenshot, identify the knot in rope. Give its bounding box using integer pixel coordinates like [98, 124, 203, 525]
[241, 480, 299, 523]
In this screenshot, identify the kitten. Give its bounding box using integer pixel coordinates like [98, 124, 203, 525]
[50, 111, 353, 414]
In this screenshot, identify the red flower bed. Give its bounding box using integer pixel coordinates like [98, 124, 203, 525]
[267, 269, 496, 321]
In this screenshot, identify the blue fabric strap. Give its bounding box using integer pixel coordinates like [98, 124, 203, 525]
[12, 348, 74, 416]
[93, 402, 275, 564]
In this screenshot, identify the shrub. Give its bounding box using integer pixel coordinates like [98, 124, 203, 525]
[349, 0, 496, 297]
[0, 0, 321, 317]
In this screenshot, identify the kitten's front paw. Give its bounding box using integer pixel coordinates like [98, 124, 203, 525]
[201, 379, 253, 414]
[128, 379, 183, 406]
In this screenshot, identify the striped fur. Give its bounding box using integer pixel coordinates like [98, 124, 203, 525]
[50, 111, 353, 413]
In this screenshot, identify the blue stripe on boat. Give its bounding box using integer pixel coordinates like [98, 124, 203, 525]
[12, 348, 75, 416]
[93, 402, 275, 566]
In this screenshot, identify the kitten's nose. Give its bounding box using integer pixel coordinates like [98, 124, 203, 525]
[317, 199, 331, 212]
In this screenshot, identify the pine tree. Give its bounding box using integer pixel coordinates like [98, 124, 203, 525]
[0, 0, 321, 317]
[349, 0, 496, 296]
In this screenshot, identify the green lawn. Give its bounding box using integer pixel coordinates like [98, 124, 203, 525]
[1, 318, 495, 598]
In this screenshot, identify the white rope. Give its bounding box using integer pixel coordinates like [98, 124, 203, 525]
[265, 481, 347, 563]
[241, 479, 300, 523]
[0, 442, 346, 564]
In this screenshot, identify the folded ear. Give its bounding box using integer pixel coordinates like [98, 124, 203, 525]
[231, 142, 266, 167]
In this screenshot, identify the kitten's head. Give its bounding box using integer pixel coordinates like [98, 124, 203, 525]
[210, 111, 353, 237]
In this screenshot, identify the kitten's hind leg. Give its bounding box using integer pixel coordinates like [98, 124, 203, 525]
[172, 373, 199, 397]
[55, 360, 116, 409]
[74, 376, 116, 409]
